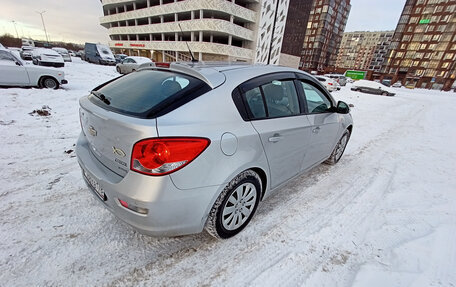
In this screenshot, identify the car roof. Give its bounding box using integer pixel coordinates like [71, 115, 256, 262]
[138, 62, 309, 89]
[33, 48, 60, 55]
[126, 56, 152, 63]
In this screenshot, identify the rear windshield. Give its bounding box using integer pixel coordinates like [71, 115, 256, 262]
[89, 69, 210, 118]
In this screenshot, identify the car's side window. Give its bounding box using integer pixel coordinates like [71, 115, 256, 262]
[245, 87, 266, 118]
[0, 51, 17, 65]
[243, 79, 300, 120]
[300, 81, 332, 114]
[262, 80, 300, 118]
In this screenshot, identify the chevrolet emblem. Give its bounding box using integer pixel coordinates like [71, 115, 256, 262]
[112, 146, 126, 157]
[88, 126, 97, 136]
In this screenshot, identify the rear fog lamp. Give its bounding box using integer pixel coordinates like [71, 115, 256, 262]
[118, 199, 148, 214]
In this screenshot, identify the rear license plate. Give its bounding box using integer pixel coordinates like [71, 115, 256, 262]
[83, 170, 105, 200]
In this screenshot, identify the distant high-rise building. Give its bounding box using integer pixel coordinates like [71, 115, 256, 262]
[299, 0, 351, 72]
[281, 0, 313, 57]
[336, 31, 393, 71]
[369, 31, 394, 71]
[382, 0, 456, 90]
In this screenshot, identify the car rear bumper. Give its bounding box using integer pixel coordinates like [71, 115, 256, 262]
[75, 133, 220, 236]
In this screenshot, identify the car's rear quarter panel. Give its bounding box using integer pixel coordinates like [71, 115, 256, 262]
[156, 84, 270, 191]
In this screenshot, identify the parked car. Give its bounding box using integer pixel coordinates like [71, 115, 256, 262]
[68, 50, 76, 57]
[31, 48, 64, 67]
[20, 46, 34, 60]
[351, 79, 395, 96]
[76, 62, 353, 239]
[115, 54, 127, 63]
[76, 50, 85, 58]
[84, 43, 115, 65]
[0, 47, 67, 89]
[324, 74, 347, 86]
[315, 75, 338, 92]
[381, 79, 392, 87]
[392, 82, 402, 88]
[52, 47, 72, 62]
[116, 56, 152, 74]
[0, 43, 5, 49]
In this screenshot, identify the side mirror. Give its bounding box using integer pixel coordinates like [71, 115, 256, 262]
[15, 61, 21, 66]
[96, 52, 100, 56]
[336, 101, 350, 114]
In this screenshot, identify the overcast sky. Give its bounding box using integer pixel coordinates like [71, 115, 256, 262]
[345, 0, 407, 32]
[0, 0, 110, 44]
[0, 0, 407, 45]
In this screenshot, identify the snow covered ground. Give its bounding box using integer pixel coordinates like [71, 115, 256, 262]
[1, 58, 456, 286]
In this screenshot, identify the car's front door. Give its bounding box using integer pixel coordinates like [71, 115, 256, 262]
[241, 74, 312, 189]
[298, 81, 340, 168]
[0, 51, 29, 86]
[123, 58, 136, 73]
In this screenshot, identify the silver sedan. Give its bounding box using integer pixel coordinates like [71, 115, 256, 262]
[115, 56, 152, 74]
[76, 63, 353, 239]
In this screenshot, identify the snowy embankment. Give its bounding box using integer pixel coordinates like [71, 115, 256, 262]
[1, 59, 455, 286]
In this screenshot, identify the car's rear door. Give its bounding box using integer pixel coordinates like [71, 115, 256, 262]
[239, 73, 312, 189]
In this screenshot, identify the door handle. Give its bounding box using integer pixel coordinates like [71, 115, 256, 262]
[268, 134, 284, 142]
[312, 127, 321, 134]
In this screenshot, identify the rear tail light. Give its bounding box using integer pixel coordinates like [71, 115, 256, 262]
[131, 137, 210, 176]
[328, 82, 333, 85]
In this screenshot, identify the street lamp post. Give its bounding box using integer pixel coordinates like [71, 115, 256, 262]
[11, 20, 19, 38]
[36, 11, 49, 44]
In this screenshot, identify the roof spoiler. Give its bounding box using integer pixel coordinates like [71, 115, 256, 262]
[138, 62, 225, 89]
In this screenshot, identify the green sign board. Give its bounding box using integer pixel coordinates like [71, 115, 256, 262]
[345, 70, 366, 80]
[419, 19, 430, 24]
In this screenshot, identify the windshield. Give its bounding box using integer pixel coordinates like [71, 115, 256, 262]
[90, 70, 210, 118]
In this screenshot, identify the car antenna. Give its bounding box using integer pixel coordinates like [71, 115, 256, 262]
[178, 23, 198, 63]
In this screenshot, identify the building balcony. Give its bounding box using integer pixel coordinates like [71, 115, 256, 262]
[100, 0, 257, 25]
[107, 19, 254, 41]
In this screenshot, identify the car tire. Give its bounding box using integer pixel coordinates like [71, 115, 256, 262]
[40, 77, 59, 90]
[205, 170, 262, 239]
[325, 129, 350, 165]
[382, 92, 388, 96]
[116, 66, 121, 74]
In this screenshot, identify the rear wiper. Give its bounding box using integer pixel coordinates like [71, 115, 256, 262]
[90, 90, 110, 105]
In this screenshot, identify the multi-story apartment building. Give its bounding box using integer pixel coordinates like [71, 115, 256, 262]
[99, 0, 350, 70]
[369, 31, 394, 71]
[335, 31, 393, 71]
[99, 0, 297, 65]
[299, 0, 351, 72]
[382, 0, 456, 90]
